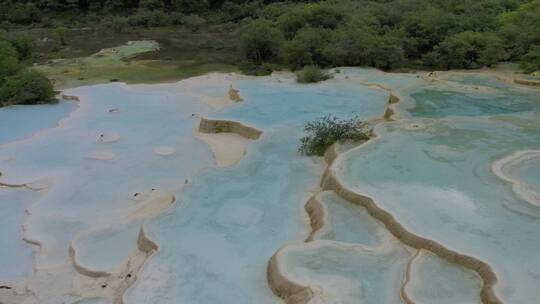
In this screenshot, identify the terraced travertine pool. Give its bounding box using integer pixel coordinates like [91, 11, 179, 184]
[0, 68, 538, 304]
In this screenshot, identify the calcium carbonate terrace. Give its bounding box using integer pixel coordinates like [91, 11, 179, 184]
[0, 68, 538, 304]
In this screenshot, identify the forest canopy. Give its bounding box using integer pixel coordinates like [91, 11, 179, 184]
[0, 38, 55, 106]
[0, 0, 539, 74]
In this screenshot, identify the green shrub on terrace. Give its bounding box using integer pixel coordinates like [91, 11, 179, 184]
[299, 115, 372, 156]
[0, 70, 55, 106]
[296, 65, 331, 83]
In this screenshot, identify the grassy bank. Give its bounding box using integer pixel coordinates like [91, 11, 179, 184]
[8, 26, 239, 88]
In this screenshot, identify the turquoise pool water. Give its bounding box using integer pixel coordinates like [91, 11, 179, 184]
[0, 82, 215, 302]
[0, 69, 538, 303]
[0, 101, 77, 145]
[126, 78, 389, 303]
[335, 68, 540, 303]
[405, 250, 481, 304]
[0, 188, 39, 282]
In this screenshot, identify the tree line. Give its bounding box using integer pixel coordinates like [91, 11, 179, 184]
[0, 38, 55, 106]
[1, 0, 539, 75]
[238, 0, 540, 73]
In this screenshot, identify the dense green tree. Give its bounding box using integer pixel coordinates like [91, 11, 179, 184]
[401, 7, 461, 57]
[0, 39, 18, 59]
[0, 40, 20, 83]
[323, 25, 377, 66]
[0, 0, 537, 74]
[277, 9, 307, 40]
[5, 37, 33, 60]
[499, 0, 540, 60]
[0, 70, 55, 106]
[182, 14, 205, 32]
[139, 0, 163, 10]
[296, 65, 331, 83]
[220, 0, 263, 22]
[240, 19, 283, 63]
[452, 0, 515, 31]
[257, 2, 297, 21]
[520, 46, 540, 73]
[372, 33, 406, 70]
[0, 1, 41, 24]
[299, 115, 371, 156]
[126, 9, 170, 26]
[477, 34, 507, 67]
[426, 31, 506, 69]
[280, 27, 329, 69]
[305, 3, 343, 29]
[170, 0, 209, 14]
[0, 38, 55, 107]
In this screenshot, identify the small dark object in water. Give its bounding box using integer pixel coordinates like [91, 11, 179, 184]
[134, 192, 141, 197]
[0, 285, 12, 289]
[108, 108, 120, 113]
[151, 188, 156, 191]
[110, 79, 120, 82]
[101, 284, 107, 288]
[185, 179, 188, 184]
[127, 274, 132, 278]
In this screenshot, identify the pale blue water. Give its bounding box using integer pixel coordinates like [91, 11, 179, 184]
[75, 221, 141, 274]
[312, 191, 389, 245]
[0, 101, 77, 145]
[219, 79, 387, 128]
[406, 251, 481, 304]
[0, 76, 389, 303]
[508, 156, 540, 194]
[336, 69, 540, 303]
[273, 190, 412, 303]
[409, 89, 537, 117]
[0, 82, 215, 302]
[0, 69, 538, 304]
[127, 78, 388, 303]
[279, 240, 410, 304]
[0, 188, 39, 282]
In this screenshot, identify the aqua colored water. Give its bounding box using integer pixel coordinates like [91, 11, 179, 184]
[409, 89, 537, 117]
[278, 240, 410, 304]
[311, 191, 390, 245]
[0, 188, 39, 282]
[405, 250, 481, 304]
[335, 69, 540, 303]
[1, 68, 538, 304]
[74, 221, 141, 274]
[506, 155, 540, 195]
[0, 82, 215, 302]
[0, 101, 77, 145]
[272, 189, 414, 303]
[126, 78, 389, 303]
[219, 78, 387, 128]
